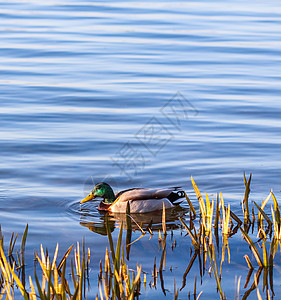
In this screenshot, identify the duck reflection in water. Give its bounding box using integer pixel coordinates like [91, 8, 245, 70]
[80, 204, 188, 260]
[80, 205, 187, 235]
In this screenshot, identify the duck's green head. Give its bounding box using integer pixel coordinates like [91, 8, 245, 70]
[81, 182, 116, 204]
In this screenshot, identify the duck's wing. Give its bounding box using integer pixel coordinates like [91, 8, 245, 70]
[116, 187, 184, 202]
[115, 188, 142, 199]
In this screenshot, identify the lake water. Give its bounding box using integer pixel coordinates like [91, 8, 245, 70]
[1, 0, 281, 298]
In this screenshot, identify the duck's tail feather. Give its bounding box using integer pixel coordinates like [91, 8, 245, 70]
[167, 190, 185, 205]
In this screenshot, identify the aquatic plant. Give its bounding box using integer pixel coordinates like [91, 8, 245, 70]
[2, 174, 281, 299]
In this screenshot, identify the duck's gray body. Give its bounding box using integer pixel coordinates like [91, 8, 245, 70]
[99, 187, 185, 213]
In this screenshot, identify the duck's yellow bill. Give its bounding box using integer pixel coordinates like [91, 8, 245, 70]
[81, 193, 96, 203]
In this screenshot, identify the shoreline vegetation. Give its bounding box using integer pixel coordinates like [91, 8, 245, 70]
[1, 174, 280, 299]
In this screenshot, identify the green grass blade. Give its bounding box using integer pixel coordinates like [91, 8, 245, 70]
[159, 241, 166, 272]
[71, 258, 77, 289]
[128, 266, 141, 300]
[228, 209, 243, 226]
[78, 238, 86, 300]
[34, 267, 47, 300]
[61, 260, 67, 299]
[208, 244, 224, 299]
[184, 192, 196, 216]
[271, 191, 280, 228]
[20, 224, 28, 267]
[179, 217, 199, 248]
[8, 232, 18, 257]
[269, 237, 276, 268]
[126, 202, 132, 260]
[106, 215, 116, 262]
[72, 281, 80, 299]
[162, 203, 167, 236]
[191, 176, 205, 216]
[46, 268, 52, 299]
[214, 193, 220, 230]
[240, 227, 263, 267]
[115, 222, 123, 271]
[126, 202, 132, 231]
[8, 263, 29, 300]
[253, 201, 272, 227]
[58, 244, 74, 273]
[262, 240, 268, 268]
[243, 173, 252, 222]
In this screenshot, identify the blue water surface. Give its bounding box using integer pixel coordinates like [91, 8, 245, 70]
[1, 0, 281, 298]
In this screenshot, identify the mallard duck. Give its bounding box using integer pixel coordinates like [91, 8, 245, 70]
[80, 182, 185, 213]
